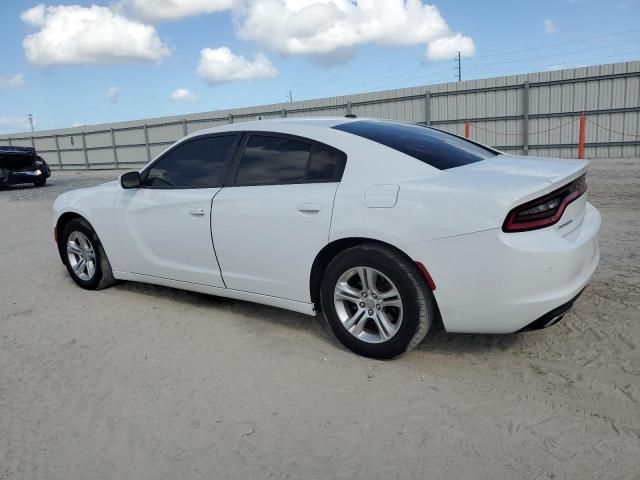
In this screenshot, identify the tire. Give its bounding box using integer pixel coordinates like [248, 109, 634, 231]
[320, 243, 434, 359]
[61, 218, 116, 290]
[33, 177, 46, 187]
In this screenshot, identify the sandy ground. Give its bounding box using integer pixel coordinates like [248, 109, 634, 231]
[1, 160, 639, 480]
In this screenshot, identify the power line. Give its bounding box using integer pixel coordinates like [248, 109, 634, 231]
[366, 45, 640, 92]
[279, 28, 640, 102]
[467, 39, 640, 70]
[294, 61, 454, 98]
[470, 28, 640, 60]
[364, 50, 640, 92]
[462, 50, 640, 80]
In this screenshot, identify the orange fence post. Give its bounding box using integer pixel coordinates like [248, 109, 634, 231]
[578, 113, 586, 159]
[464, 121, 470, 139]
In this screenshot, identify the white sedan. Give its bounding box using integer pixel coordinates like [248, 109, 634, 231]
[53, 118, 601, 358]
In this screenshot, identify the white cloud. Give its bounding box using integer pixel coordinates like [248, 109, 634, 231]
[99, 1, 477, 66]
[0, 115, 33, 133]
[0, 73, 26, 88]
[21, 4, 171, 66]
[120, 0, 234, 21]
[236, 0, 453, 57]
[544, 19, 558, 35]
[197, 47, 278, 84]
[106, 86, 120, 103]
[170, 88, 198, 102]
[425, 33, 475, 60]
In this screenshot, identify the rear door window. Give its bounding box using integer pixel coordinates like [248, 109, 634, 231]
[333, 120, 497, 170]
[308, 145, 345, 181]
[234, 134, 346, 186]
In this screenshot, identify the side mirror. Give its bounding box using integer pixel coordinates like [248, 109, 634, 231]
[120, 171, 141, 189]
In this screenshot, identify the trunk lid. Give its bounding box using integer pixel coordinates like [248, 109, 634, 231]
[459, 154, 587, 186]
[452, 154, 589, 236]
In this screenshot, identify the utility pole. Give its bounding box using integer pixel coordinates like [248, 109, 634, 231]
[455, 51, 462, 82]
[288, 90, 293, 103]
[28, 113, 34, 132]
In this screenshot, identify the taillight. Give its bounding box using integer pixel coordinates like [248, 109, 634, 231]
[503, 175, 587, 232]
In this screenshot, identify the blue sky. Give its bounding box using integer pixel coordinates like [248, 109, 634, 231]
[1, 0, 639, 133]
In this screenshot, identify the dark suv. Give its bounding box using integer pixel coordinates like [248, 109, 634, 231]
[0, 146, 51, 188]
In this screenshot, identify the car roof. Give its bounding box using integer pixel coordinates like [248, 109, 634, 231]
[192, 117, 360, 136]
[0, 146, 36, 155]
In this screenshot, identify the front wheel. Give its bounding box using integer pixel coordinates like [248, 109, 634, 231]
[33, 177, 46, 187]
[61, 218, 115, 290]
[320, 244, 434, 359]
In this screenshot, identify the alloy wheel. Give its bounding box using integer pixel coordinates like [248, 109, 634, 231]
[333, 266, 403, 344]
[66, 231, 96, 281]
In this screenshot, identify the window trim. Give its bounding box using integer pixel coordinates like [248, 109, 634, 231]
[226, 131, 347, 187]
[140, 132, 242, 190]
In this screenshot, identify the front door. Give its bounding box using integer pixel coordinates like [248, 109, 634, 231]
[114, 134, 239, 287]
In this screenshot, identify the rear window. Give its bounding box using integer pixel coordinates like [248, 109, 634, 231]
[333, 120, 498, 170]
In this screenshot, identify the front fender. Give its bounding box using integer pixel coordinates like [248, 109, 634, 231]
[53, 187, 126, 272]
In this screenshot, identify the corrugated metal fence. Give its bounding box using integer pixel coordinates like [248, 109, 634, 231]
[1, 61, 639, 170]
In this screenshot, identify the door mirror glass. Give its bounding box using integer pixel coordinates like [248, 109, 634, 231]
[121, 171, 141, 189]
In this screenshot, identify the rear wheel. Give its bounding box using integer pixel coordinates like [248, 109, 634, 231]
[320, 244, 434, 359]
[62, 218, 115, 290]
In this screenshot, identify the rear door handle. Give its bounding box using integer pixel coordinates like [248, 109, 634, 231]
[297, 203, 321, 213]
[188, 207, 206, 216]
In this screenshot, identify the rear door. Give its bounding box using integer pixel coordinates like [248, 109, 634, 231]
[212, 133, 346, 302]
[114, 134, 240, 287]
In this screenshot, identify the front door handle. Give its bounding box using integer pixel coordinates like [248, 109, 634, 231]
[188, 207, 206, 216]
[297, 203, 321, 213]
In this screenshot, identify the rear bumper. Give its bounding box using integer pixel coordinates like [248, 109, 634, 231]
[517, 288, 584, 332]
[403, 201, 601, 334]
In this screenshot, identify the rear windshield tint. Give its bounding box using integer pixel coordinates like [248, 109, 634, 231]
[333, 120, 498, 170]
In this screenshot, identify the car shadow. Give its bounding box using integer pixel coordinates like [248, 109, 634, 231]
[112, 280, 522, 356]
[0, 184, 44, 191]
[113, 280, 332, 338]
[416, 328, 521, 355]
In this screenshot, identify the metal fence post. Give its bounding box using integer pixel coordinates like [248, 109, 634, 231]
[143, 124, 151, 162]
[182, 119, 188, 136]
[54, 134, 62, 169]
[81, 131, 89, 169]
[282, 109, 287, 118]
[110, 128, 119, 168]
[228, 114, 233, 124]
[31, 135, 36, 149]
[346, 100, 352, 116]
[7, 137, 12, 146]
[425, 91, 431, 126]
[523, 81, 530, 155]
[578, 113, 586, 159]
